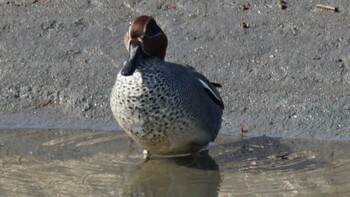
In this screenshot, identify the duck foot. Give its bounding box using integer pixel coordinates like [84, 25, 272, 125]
[143, 149, 151, 161]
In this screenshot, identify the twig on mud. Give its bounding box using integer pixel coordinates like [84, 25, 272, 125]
[240, 3, 250, 11]
[240, 22, 249, 29]
[240, 123, 248, 140]
[279, 0, 287, 10]
[316, 4, 339, 12]
[239, 123, 249, 152]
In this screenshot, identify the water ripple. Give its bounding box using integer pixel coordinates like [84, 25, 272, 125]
[0, 129, 349, 196]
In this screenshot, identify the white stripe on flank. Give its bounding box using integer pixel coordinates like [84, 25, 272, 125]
[197, 78, 221, 102]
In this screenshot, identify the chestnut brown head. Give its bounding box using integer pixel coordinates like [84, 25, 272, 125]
[124, 15, 168, 60]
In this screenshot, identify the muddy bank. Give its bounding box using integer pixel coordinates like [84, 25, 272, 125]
[0, 0, 349, 139]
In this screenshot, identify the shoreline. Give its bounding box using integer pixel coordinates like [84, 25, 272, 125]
[0, 1, 349, 139]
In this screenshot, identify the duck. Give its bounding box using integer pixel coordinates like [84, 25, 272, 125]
[110, 15, 224, 158]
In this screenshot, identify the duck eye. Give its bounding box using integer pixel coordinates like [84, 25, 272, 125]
[146, 18, 163, 37]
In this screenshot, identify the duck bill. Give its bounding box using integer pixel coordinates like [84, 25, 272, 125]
[121, 42, 143, 76]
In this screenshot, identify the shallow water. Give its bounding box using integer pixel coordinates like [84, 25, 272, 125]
[0, 128, 349, 196]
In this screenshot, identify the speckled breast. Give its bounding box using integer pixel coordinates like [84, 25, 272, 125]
[110, 64, 197, 154]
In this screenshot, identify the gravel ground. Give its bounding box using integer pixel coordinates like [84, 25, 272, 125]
[0, 0, 349, 139]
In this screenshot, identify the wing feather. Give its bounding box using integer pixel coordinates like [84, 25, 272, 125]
[197, 78, 224, 109]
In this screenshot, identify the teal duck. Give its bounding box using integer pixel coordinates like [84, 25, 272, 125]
[110, 15, 224, 157]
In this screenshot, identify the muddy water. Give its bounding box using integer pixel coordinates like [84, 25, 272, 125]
[0, 129, 349, 196]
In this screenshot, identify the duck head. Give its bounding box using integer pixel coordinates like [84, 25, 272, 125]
[121, 15, 168, 76]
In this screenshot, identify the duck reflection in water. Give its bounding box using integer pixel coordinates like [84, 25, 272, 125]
[122, 150, 221, 197]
